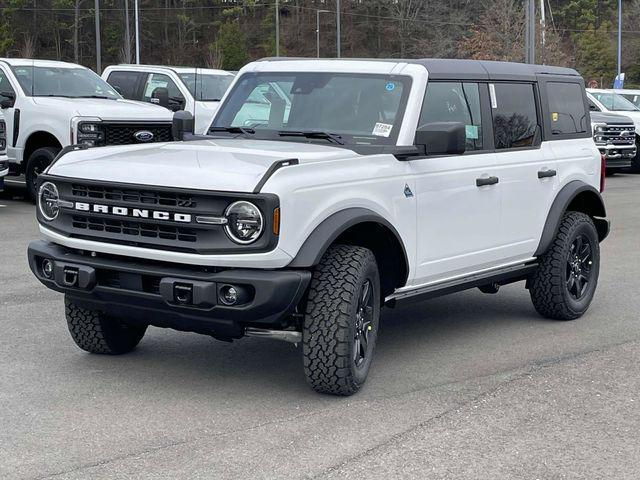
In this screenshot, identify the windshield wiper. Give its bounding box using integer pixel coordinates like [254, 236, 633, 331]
[278, 130, 344, 145]
[209, 126, 256, 137]
[77, 95, 115, 100]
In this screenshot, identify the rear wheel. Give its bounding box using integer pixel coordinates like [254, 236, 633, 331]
[529, 212, 600, 320]
[302, 245, 380, 396]
[25, 146, 60, 203]
[65, 297, 147, 354]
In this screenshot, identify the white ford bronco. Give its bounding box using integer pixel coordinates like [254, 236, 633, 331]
[0, 58, 173, 201]
[28, 59, 609, 396]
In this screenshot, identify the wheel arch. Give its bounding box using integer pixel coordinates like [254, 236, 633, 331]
[288, 208, 409, 297]
[23, 131, 63, 168]
[535, 180, 609, 256]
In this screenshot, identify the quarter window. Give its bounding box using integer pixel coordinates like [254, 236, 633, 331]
[419, 82, 483, 151]
[106, 71, 142, 99]
[547, 82, 587, 135]
[491, 83, 539, 149]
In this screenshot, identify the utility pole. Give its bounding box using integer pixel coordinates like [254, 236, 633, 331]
[134, 0, 140, 64]
[524, 0, 536, 64]
[275, 0, 280, 57]
[336, 0, 341, 58]
[124, 0, 131, 63]
[316, 10, 329, 58]
[94, 0, 101, 73]
[540, 0, 546, 64]
[617, 0, 622, 78]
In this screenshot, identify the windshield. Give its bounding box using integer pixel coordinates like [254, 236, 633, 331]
[211, 72, 411, 145]
[10, 65, 120, 99]
[178, 73, 234, 101]
[590, 91, 639, 112]
[620, 93, 640, 109]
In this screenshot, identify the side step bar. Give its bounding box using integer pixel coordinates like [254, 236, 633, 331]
[245, 327, 302, 344]
[386, 262, 538, 305]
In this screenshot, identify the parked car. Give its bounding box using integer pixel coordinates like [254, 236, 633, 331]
[590, 111, 636, 172]
[587, 88, 640, 171]
[614, 88, 640, 109]
[0, 58, 173, 201]
[28, 59, 609, 396]
[102, 65, 235, 134]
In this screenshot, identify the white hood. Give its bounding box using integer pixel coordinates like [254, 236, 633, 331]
[48, 139, 358, 193]
[32, 97, 173, 121]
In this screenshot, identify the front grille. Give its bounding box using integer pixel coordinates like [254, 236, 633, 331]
[103, 123, 172, 146]
[71, 184, 196, 208]
[72, 215, 198, 242]
[599, 125, 636, 146]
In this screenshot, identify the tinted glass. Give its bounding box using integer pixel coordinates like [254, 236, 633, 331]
[106, 71, 141, 99]
[547, 82, 588, 135]
[213, 72, 411, 145]
[619, 93, 640, 109]
[590, 91, 639, 111]
[178, 73, 234, 101]
[0, 69, 15, 97]
[491, 83, 538, 149]
[142, 73, 184, 105]
[420, 82, 483, 151]
[10, 66, 119, 99]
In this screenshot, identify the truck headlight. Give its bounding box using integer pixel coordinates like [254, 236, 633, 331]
[224, 201, 264, 244]
[77, 121, 105, 147]
[38, 182, 60, 221]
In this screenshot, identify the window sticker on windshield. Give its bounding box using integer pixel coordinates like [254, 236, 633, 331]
[465, 125, 479, 139]
[385, 82, 396, 92]
[489, 83, 497, 109]
[372, 122, 393, 137]
[552, 112, 559, 122]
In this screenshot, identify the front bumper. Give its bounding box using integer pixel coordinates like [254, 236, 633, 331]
[597, 145, 636, 169]
[28, 241, 311, 339]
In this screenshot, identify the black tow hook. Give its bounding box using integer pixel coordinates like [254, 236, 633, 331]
[174, 283, 194, 305]
[63, 267, 79, 287]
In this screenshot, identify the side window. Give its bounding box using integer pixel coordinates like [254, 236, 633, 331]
[546, 82, 588, 135]
[106, 71, 141, 99]
[419, 82, 483, 151]
[142, 73, 184, 109]
[491, 83, 538, 149]
[0, 69, 15, 97]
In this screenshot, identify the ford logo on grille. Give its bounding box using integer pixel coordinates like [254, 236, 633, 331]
[133, 130, 154, 142]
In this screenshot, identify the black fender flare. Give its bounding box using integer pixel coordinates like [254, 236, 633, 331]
[535, 180, 609, 256]
[288, 207, 409, 273]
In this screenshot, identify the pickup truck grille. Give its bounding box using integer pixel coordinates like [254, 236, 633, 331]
[103, 123, 173, 146]
[598, 124, 636, 146]
[41, 179, 279, 255]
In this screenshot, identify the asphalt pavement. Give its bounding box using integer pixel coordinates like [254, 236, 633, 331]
[1, 174, 639, 479]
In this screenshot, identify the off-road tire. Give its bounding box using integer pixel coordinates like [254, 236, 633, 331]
[26, 146, 60, 203]
[65, 296, 147, 354]
[302, 245, 381, 396]
[529, 211, 600, 320]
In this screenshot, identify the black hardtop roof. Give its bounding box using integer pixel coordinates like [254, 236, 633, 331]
[256, 57, 581, 82]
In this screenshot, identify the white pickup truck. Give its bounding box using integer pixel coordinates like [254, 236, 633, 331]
[102, 65, 234, 135]
[0, 58, 173, 200]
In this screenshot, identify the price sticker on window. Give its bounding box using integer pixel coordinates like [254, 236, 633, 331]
[372, 122, 393, 137]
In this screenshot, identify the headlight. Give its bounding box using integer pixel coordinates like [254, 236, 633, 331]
[594, 125, 604, 133]
[77, 121, 105, 147]
[38, 182, 60, 221]
[224, 201, 264, 244]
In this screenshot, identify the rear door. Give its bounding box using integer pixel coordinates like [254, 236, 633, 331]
[0, 64, 19, 162]
[105, 70, 146, 101]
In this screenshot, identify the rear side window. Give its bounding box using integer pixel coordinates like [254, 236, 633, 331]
[419, 82, 483, 151]
[490, 83, 539, 149]
[547, 82, 587, 135]
[106, 71, 142, 99]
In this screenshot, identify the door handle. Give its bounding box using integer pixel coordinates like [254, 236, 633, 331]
[538, 169, 557, 179]
[476, 176, 499, 187]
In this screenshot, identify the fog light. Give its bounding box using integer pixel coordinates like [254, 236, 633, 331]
[220, 285, 238, 305]
[42, 259, 54, 279]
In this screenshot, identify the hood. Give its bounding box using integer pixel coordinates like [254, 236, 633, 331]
[590, 111, 635, 125]
[32, 97, 173, 121]
[48, 139, 358, 193]
[602, 109, 640, 128]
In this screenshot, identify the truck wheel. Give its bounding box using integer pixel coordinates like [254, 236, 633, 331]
[65, 297, 147, 354]
[302, 245, 381, 396]
[529, 212, 600, 320]
[26, 146, 60, 203]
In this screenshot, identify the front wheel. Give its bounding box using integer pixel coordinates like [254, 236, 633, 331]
[529, 211, 600, 320]
[25, 146, 60, 203]
[302, 245, 381, 396]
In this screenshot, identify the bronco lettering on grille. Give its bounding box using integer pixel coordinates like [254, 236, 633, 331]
[73, 202, 192, 223]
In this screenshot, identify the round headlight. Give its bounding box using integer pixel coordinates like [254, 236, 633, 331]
[224, 201, 264, 244]
[38, 182, 60, 221]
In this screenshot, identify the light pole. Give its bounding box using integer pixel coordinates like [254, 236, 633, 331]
[124, 0, 131, 63]
[617, 0, 622, 79]
[275, 0, 280, 56]
[336, 0, 341, 58]
[134, 0, 140, 64]
[316, 9, 330, 58]
[94, 0, 101, 73]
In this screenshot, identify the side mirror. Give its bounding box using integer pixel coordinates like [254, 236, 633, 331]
[414, 122, 466, 155]
[172, 110, 194, 141]
[0, 91, 15, 109]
